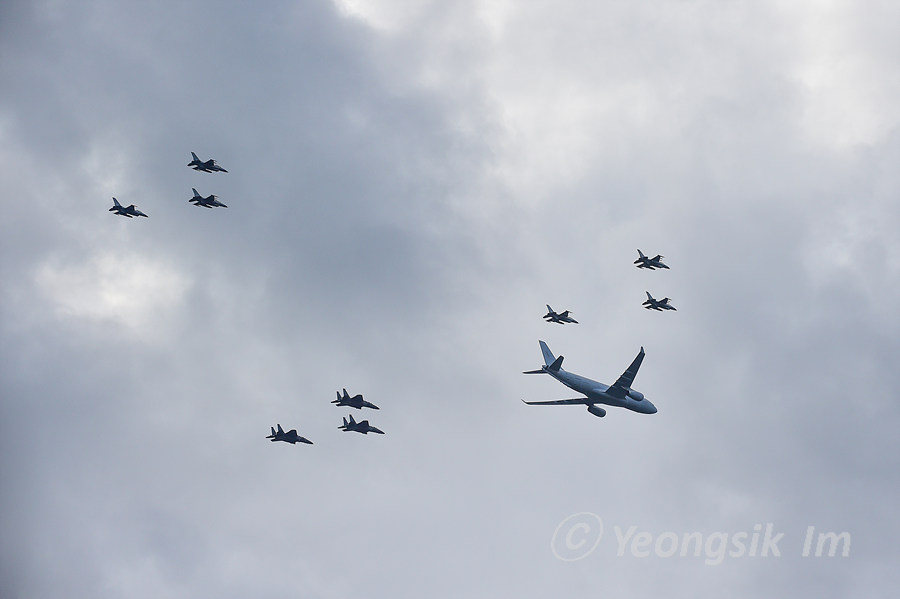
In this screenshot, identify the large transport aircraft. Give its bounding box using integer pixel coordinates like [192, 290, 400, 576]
[522, 341, 657, 418]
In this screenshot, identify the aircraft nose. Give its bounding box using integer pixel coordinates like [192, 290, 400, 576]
[647, 402, 658, 414]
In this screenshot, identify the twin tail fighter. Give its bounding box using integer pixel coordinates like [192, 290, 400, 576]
[339, 414, 384, 435]
[189, 188, 228, 208]
[543, 305, 578, 325]
[187, 152, 228, 173]
[522, 341, 657, 418]
[266, 424, 313, 445]
[109, 197, 148, 218]
[332, 388, 379, 410]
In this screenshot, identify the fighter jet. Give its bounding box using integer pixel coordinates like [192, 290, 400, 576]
[109, 197, 148, 218]
[522, 341, 657, 418]
[543, 305, 578, 325]
[332, 388, 379, 410]
[266, 424, 313, 445]
[338, 414, 384, 435]
[634, 249, 669, 270]
[642, 291, 676, 311]
[189, 188, 228, 208]
[187, 152, 228, 173]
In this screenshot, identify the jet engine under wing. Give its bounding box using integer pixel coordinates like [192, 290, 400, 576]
[606, 346, 645, 399]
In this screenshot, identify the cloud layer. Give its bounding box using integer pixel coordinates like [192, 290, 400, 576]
[2, 1, 898, 597]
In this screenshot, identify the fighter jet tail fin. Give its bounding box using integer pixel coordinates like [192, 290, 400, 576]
[191, 152, 200, 161]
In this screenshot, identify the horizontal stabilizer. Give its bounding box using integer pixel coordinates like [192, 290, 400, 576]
[522, 368, 546, 374]
[548, 356, 564, 372]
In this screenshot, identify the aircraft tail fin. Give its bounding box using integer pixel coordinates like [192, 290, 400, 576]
[637, 249, 646, 258]
[112, 197, 121, 207]
[277, 424, 284, 434]
[270, 427, 276, 436]
[539, 340, 556, 366]
[191, 152, 199, 161]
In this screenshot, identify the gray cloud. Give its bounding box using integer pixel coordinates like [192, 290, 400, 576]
[3, 1, 899, 597]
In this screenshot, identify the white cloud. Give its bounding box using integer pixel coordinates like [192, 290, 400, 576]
[34, 251, 191, 342]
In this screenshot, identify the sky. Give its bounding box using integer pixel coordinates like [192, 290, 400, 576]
[2, 0, 899, 597]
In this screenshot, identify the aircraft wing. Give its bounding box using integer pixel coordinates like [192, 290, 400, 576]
[521, 398, 591, 405]
[607, 347, 645, 398]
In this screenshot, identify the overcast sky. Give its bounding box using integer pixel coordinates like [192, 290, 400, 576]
[2, 0, 899, 597]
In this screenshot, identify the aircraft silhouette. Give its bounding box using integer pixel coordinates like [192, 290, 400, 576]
[543, 305, 578, 324]
[189, 188, 227, 208]
[187, 152, 228, 173]
[634, 249, 669, 270]
[109, 197, 147, 218]
[522, 341, 657, 418]
[642, 292, 676, 311]
[338, 414, 384, 435]
[266, 424, 313, 444]
[332, 388, 379, 410]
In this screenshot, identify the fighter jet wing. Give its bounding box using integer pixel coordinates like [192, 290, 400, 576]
[521, 398, 591, 405]
[607, 347, 645, 398]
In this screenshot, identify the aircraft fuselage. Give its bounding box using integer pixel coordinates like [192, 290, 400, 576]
[545, 368, 657, 414]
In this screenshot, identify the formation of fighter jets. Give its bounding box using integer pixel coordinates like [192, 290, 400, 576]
[525, 249, 677, 419]
[108, 153, 229, 219]
[265, 388, 385, 447]
[635, 249, 675, 312]
[107, 150, 390, 447]
[111, 150, 675, 429]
